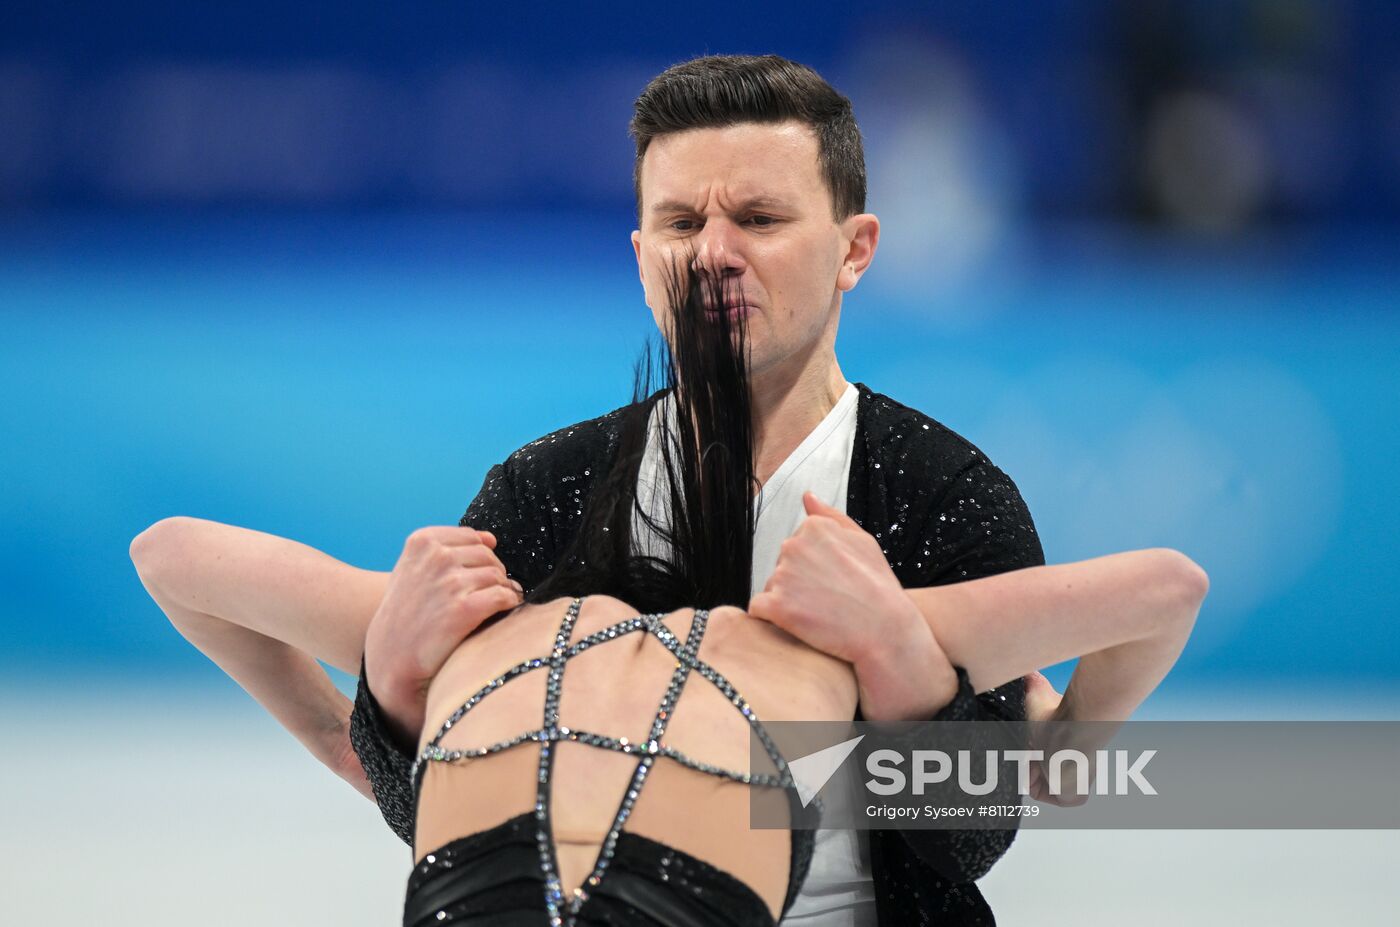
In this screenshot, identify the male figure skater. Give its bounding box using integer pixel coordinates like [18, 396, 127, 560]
[352, 54, 1046, 925]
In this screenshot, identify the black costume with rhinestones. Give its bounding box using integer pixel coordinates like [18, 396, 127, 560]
[355, 383, 1046, 925]
[402, 597, 819, 927]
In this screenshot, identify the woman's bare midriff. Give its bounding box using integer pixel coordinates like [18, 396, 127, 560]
[413, 594, 858, 921]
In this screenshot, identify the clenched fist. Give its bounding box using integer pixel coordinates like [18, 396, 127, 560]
[363, 525, 522, 748]
[748, 492, 960, 722]
[747, 492, 913, 665]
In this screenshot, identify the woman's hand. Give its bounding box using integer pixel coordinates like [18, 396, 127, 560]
[1022, 670, 1089, 805]
[1025, 670, 1064, 722]
[328, 722, 377, 803]
[362, 526, 523, 749]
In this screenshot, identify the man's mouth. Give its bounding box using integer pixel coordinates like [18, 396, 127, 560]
[702, 305, 754, 321]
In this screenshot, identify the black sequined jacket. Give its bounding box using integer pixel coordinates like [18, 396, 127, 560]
[350, 381, 1046, 926]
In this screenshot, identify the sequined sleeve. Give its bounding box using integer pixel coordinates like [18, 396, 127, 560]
[892, 454, 1045, 883]
[349, 460, 537, 846]
[347, 402, 629, 846]
[350, 656, 417, 844]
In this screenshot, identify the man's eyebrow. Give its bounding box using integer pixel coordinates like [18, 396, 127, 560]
[649, 195, 793, 214]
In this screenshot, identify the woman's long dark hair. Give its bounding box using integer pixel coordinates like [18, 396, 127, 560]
[524, 253, 757, 613]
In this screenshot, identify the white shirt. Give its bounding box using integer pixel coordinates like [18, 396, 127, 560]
[630, 382, 877, 926]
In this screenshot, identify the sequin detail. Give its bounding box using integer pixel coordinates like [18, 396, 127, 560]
[352, 381, 1047, 925]
[411, 596, 813, 926]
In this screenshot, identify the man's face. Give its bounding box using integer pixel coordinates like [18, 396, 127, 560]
[631, 120, 877, 380]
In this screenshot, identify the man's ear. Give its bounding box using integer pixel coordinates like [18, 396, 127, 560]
[836, 213, 880, 293]
[631, 229, 645, 289]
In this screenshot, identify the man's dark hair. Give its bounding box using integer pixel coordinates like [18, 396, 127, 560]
[628, 54, 867, 224]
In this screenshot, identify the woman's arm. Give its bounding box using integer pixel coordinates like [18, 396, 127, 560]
[129, 516, 390, 797]
[907, 547, 1208, 724]
[130, 516, 387, 673]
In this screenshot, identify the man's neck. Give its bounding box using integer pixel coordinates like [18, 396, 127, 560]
[749, 355, 849, 489]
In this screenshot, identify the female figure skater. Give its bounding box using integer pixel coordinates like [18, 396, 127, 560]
[130, 263, 1207, 926]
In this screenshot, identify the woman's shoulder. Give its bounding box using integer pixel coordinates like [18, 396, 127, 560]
[697, 605, 858, 725]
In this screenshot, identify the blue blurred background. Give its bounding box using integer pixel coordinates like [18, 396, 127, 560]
[2, 2, 1397, 924]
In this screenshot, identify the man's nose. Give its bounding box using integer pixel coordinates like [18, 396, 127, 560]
[691, 220, 747, 279]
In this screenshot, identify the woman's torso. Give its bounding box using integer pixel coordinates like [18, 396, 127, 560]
[415, 594, 859, 921]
